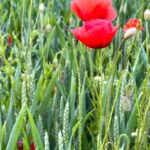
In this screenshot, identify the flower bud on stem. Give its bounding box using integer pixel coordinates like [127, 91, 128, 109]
[123, 27, 136, 39]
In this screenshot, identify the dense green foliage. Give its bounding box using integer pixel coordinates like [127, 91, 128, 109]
[0, 0, 150, 149]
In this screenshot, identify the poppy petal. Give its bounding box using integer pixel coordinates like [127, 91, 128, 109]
[70, 0, 116, 21]
[71, 19, 118, 49]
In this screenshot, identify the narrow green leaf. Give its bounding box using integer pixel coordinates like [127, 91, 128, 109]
[22, 129, 30, 150]
[83, 109, 94, 124]
[71, 121, 80, 138]
[6, 104, 25, 150]
[126, 101, 138, 139]
[6, 93, 15, 137]
[67, 121, 80, 150]
[44, 26, 56, 49]
[38, 66, 60, 114]
[54, 21, 65, 47]
[69, 73, 76, 119]
[31, 74, 44, 116]
[56, 80, 67, 100]
[26, 106, 44, 150]
[0, 122, 6, 150]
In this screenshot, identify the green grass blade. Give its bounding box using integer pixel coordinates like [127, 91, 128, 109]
[6, 104, 25, 150]
[26, 106, 44, 150]
[31, 74, 44, 116]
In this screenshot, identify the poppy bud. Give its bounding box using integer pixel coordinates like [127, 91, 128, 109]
[39, 3, 44, 12]
[131, 130, 137, 138]
[125, 84, 134, 97]
[121, 96, 132, 111]
[46, 24, 51, 32]
[123, 27, 136, 39]
[7, 34, 12, 46]
[94, 76, 107, 84]
[52, 85, 57, 93]
[17, 141, 23, 150]
[30, 142, 35, 150]
[144, 9, 150, 21]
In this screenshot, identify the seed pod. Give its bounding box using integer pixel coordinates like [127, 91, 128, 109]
[144, 9, 150, 21]
[39, 3, 44, 12]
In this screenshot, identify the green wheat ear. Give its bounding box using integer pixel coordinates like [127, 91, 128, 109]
[21, 79, 28, 123]
[37, 115, 44, 142]
[21, 80, 27, 106]
[44, 131, 49, 150]
[63, 101, 69, 149]
[55, 122, 59, 149]
[114, 115, 119, 148]
[58, 131, 64, 150]
[135, 69, 150, 149]
[29, 73, 35, 104]
[119, 72, 128, 134]
[79, 54, 85, 84]
[59, 96, 64, 127]
[52, 93, 58, 117]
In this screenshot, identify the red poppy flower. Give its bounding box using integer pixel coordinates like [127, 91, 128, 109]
[17, 141, 23, 150]
[70, 0, 116, 21]
[7, 34, 13, 46]
[30, 143, 35, 150]
[71, 19, 118, 49]
[123, 18, 144, 31]
[17, 141, 35, 150]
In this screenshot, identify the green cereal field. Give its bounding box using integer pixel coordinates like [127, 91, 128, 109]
[0, 0, 150, 149]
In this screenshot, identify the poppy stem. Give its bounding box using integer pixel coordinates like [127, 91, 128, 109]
[115, 39, 126, 60]
[73, 47, 82, 150]
[116, 38, 126, 70]
[146, 22, 149, 67]
[103, 38, 125, 147]
[112, 39, 125, 64]
[121, 47, 125, 70]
